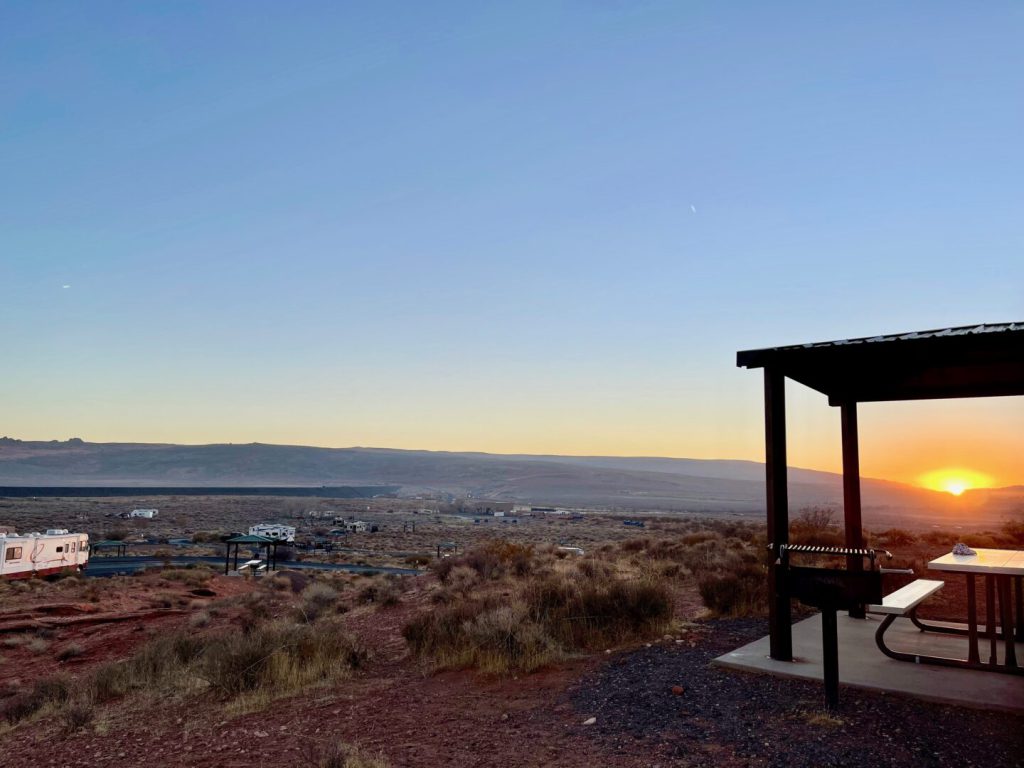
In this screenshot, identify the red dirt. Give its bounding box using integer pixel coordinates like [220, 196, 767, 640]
[0, 546, 1019, 768]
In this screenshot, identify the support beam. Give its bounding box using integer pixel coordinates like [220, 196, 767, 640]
[765, 368, 792, 660]
[841, 401, 865, 618]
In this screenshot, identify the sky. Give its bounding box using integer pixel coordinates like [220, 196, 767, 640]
[1, 2, 1022, 489]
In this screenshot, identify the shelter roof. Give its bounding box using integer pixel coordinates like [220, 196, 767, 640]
[736, 322, 1024, 405]
[225, 534, 279, 544]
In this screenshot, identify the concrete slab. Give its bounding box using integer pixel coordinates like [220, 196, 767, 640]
[713, 611, 1024, 713]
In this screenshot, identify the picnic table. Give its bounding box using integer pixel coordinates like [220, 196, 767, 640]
[923, 548, 1024, 672]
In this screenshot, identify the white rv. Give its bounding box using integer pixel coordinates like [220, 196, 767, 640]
[0, 530, 89, 579]
[248, 523, 296, 543]
[130, 509, 158, 519]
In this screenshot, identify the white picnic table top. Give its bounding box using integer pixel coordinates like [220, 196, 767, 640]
[928, 548, 1024, 576]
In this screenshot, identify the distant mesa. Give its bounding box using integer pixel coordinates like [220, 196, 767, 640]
[0, 439, 1019, 528]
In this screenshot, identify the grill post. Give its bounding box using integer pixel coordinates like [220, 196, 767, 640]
[821, 606, 840, 709]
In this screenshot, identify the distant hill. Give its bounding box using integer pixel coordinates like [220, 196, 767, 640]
[0, 438, 1019, 527]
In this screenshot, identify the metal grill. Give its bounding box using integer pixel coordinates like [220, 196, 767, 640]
[768, 542, 894, 709]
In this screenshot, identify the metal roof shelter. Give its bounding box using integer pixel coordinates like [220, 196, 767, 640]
[91, 540, 130, 557]
[737, 322, 1024, 661]
[223, 534, 285, 575]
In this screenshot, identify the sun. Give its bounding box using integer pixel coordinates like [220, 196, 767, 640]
[918, 468, 993, 497]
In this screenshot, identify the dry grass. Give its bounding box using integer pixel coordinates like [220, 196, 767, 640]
[1, 617, 365, 728]
[55, 642, 85, 661]
[801, 710, 845, 728]
[304, 741, 392, 768]
[405, 541, 673, 674]
[298, 582, 341, 621]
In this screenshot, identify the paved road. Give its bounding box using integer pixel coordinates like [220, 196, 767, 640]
[84, 555, 422, 578]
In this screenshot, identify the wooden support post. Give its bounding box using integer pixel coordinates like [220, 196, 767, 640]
[841, 402, 865, 619]
[765, 368, 792, 661]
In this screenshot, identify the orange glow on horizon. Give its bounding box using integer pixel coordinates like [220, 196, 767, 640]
[918, 468, 994, 496]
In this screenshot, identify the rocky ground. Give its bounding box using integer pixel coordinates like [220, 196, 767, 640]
[0, 566, 1020, 768]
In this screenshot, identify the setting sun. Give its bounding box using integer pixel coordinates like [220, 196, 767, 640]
[919, 468, 994, 496]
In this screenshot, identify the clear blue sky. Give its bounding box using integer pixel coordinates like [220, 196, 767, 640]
[2, 2, 1022, 485]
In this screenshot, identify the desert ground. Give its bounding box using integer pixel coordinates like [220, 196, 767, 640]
[0, 497, 1022, 767]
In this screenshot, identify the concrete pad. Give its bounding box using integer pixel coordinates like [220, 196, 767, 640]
[713, 612, 1024, 713]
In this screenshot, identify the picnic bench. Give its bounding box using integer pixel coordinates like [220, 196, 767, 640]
[868, 579, 945, 663]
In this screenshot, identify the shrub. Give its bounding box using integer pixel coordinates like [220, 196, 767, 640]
[299, 583, 340, 622]
[56, 643, 85, 661]
[91, 662, 129, 703]
[445, 565, 479, 595]
[356, 578, 402, 607]
[403, 598, 557, 674]
[681, 531, 722, 547]
[698, 564, 769, 617]
[306, 742, 392, 768]
[876, 528, 916, 546]
[576, 559, 614, 581]
[1001, 518, 1024, 546]
[524, 576, 672, 649]
[199, 622, 365, 697]
[0, 674, 72, 725]
[161, 567, 213, 588]
[435, 541, 535, 584]
[60, 694, 95, 735]
[922, 530, 955, 547]
[790, 508, 844, 547]
[405, 572, 672, 673]
[962, 532, 1000, 548]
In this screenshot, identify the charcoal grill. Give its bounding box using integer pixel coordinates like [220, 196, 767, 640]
[769, 543, 893, 708]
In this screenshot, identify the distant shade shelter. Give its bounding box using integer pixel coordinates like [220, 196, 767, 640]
[223, 534, 285, 575]
[91, 540, 130, 557]
[737, 322, 1024, 661]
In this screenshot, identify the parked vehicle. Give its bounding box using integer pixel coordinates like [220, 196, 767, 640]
[0, 529, 89, 578]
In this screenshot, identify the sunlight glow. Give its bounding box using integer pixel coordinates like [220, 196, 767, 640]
[918, 468, 994, 496]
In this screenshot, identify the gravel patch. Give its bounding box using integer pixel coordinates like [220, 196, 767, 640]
[569, 618, 1023, 768]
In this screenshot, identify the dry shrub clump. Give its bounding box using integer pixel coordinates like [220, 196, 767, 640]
[160, 566, 214, 588]
[356, 576, 403, 607]
[0, 674, 72, 725]
[55, 642, 85, 661]
[434, 540, 535, 584]
[698, 563, 769, 617]
[876, 528, 916, 546]
[304, 741, 392, 768]
[1, 620, 365, 728]
[790, 508, 844, 547]
[404, 598, 556, 674]
[299, 582, 341, 621]
[405, 551, 672, 674]
[199, 622, 365, 698]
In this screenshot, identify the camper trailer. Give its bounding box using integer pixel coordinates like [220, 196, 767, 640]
[0, 529, 89, 579]
[248, 523, 296, 543]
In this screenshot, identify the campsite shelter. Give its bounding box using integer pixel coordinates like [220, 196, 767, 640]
[223, 534, 285, 574]
[736, 322, 1024, 660]
[90, 540, 130, 557]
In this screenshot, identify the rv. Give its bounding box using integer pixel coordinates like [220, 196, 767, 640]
[0, 529, 89, 579]
[130, 509, 158, 519]
[248, 523, 296, 543]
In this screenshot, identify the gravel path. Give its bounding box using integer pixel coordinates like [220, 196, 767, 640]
[569, 618, 1023, 768]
